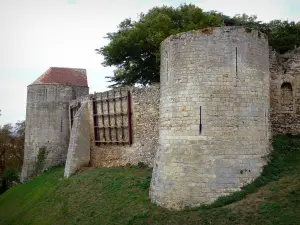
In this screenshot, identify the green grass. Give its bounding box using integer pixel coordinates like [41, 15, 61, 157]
[0, 136, 300, 225]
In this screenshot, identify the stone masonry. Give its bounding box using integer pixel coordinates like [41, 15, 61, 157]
[270, 48, 300, 135]
[66, 84, 160, 173]
[64, 102, 90, 177]
[21, 68, 89, 181]
[22, 26, 300, 210]
[150, 27, 271, 209]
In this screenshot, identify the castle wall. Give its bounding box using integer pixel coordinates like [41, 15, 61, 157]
[270, 48, 300, 135]
[64, 102, 90, 178]
[150, 27, 271, 209]
[68, 84, 160, 170]
[21, 84, 88, 181]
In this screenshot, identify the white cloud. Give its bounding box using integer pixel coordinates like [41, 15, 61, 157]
[0, 0, 299, 125]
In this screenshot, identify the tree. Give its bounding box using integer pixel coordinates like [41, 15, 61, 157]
[0, 121, 25, 175]
[96, 4, 222, 87]
[266, 20, 300, 53]
[97, 4, 300, 87]
[228, 15, 300, 53]
[0, 124, 13, 173]
[0, 121, 25, 193]
[15, 121, 25, 140]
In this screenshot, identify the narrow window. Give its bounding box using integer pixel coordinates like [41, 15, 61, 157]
[199, 106, 202, 135]
[235, 47, 238, 87]
[281, 82, 293, 112]
[166, 50, 169, 82]
[235, 47, 238, 77]
[60, 116, 63, 132]
[45, 88, 47, 100]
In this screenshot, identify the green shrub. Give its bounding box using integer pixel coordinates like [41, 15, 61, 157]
[0, 168, 20, 194]
[35, 147, 47, 174]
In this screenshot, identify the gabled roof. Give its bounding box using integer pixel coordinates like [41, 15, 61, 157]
[31, 67, 88, 86]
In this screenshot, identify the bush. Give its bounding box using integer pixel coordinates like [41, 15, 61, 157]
[0, 168, 20, 194]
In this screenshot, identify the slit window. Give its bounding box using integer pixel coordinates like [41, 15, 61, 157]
[281, 82, 293, 112]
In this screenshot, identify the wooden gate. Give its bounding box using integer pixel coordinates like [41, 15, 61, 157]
[92, 89, 132, 146]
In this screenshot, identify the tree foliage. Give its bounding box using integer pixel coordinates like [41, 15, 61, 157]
[97, 4, 222, 87]
[0, 121, 25, 175]
[0, 121, 25, 193]
[97, 4, 300, 87]
[223, 14, 300, 53]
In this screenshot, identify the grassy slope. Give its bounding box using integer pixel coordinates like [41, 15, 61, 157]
[0, 136, 300, 225]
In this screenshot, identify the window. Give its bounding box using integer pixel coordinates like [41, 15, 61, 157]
[281, 82, 293, 112]
[166, 50, 169, 82]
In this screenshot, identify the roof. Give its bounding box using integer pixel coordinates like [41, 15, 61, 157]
[31, 67, 88, 86]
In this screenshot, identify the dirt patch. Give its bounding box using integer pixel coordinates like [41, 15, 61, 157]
[201, 27, 214, 35]
[78, 166, 95, 173]
[245, 28, 252, 33]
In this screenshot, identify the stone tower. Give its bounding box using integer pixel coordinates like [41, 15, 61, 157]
[150, 27, 270, 209]
[21, 67, 89, 181]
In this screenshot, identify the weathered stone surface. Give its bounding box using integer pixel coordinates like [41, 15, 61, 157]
[270, 48, 300, 135]
[22, 26, 300, 210]
[21, 84, 88, 181]
[81, 85, 160, 168]
[150, 26, 271, 209]
[64, 102, 90, 177]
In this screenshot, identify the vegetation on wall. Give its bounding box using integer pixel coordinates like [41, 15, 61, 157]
[35, 147, 47, 175]
[96, 4, 300, 88]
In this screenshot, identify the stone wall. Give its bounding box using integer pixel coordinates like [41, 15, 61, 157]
[64, 102, 90, 177]
[150, 27, 271, 209]
[270, 48, 300, 135]
[68, 84, 160, 170]
[21, 84, 89, 181]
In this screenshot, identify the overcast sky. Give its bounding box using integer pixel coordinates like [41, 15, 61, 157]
[0, 0, 299, 125]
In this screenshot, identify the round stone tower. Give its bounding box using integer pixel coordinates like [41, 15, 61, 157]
[21, 67, 89, 181]
[150, 27, 270, 209]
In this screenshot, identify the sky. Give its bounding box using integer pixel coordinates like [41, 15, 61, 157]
[0, 0, 299, 125]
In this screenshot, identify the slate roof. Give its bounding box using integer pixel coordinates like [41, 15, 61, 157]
[31, 67, 88, 86]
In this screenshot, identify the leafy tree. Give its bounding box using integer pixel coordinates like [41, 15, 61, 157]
[15, 121, 25, 140]
[0, 121, 25, 176]
[0, 124, 13, 173]
[97, 4, 222, 87]
[0, 121, 25, 193]
[266, 20, 300, 53]
[227, 15, 300, 53]
[97, 4, 300, 87]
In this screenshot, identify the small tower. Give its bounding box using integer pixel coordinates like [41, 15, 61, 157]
[21, 67, 89, 181]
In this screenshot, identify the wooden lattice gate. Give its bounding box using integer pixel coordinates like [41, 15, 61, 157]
[92, 90, 132, 146]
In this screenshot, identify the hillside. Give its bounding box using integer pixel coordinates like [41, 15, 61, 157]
[0, 136, 300, 225]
